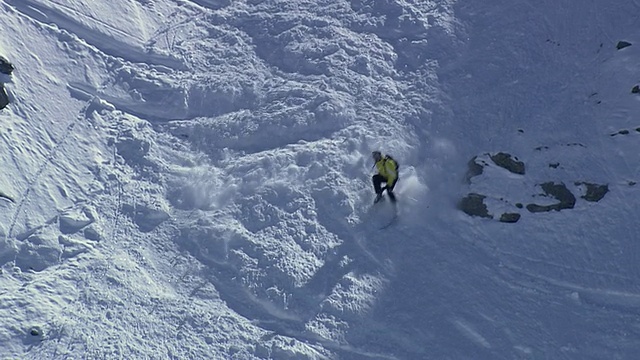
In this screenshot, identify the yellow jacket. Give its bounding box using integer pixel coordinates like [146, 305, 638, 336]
[375, 156, 398, 184]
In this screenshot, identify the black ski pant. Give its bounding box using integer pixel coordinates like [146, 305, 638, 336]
[372, 174, 397, 202]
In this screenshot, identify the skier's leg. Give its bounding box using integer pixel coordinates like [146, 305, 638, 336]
[372, 174, 384, 195]
[386, 179, 397, 202]
[372, 174, 385, 203]
[387, 190, 396, 202]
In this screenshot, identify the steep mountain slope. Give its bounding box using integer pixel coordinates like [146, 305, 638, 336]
[1, 0, 640, 359]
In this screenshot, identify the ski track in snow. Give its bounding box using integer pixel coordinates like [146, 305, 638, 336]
[7, 107, 85, 240]
[2, 0, 640, 359]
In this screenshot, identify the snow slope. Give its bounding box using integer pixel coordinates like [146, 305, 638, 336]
[1, 0, 640, 359]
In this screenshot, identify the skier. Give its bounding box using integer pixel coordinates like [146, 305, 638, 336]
[371, 150, 398, 203]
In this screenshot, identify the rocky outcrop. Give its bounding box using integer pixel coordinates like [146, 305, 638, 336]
[0, 56, 13, 75]
[499, 213, 521, 223]
[576, 182, 608, 202]
[465, 156, 484, 183]
[459, 149, 609, 223]
[458, 193, 490, 218]
[0, 84, 8, 110]
[465, 152, 524, 184]
[0, 55, 12, 110]
[616, 41, 632, 50]
[490, 152, 525, 175]
[526, 182, 576, 213]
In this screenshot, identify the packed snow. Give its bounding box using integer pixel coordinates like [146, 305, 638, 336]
[1, 0, 640, 359]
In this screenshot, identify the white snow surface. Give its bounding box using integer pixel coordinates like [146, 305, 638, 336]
[1, 0, 640, 359]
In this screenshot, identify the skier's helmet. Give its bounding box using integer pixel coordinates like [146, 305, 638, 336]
[372, 151, 382, 161]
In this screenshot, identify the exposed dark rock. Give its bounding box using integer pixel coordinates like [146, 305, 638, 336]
[0, 56, 13, 75]
[542, 182, 576, 205]
[515, 203, 523, 209]
[526, 204, 546, 213]
[499, 213, 521, 223]
[549, 163, 559, 169]
[575, 182, 608, 202]
[632, 85, 640, 94]
[0, 84, 8, 110]
[458, 193, 491, 218]
[526, 182, 576, 213]
[611, 129, 630, 136]
[629, 181, 637, 186]
[616, 41, 632, 50]
[546, 39, 560, 46]
[490, 152, 525, 175]
[465, 156, 484, 183]
[24, 325, 44, 345]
